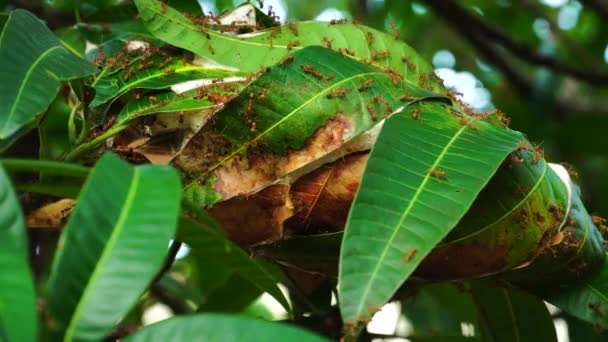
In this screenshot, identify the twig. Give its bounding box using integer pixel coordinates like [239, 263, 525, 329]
[150, 240, 182, 286]
[149, 283, 189, 315]
[148, 241, 188, 314]
[422, 0, 534, 96]
[423, 0, 608, 85]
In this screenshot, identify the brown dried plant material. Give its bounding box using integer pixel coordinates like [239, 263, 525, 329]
[209, 184, 293, 246]
[26, 199, 75, 229]
[208, 115, 353, 201]
[286, 153, 369, 234]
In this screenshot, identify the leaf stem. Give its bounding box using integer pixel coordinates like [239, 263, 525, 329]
[67, 102, 81, 145]
[1, 159, 89, 178]
[64, 124, 128, 162]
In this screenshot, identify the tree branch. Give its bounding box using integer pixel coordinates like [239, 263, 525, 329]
[150, 240, 182, 285]
[423, 0, 608, 85]
[422, 0, 535, 96]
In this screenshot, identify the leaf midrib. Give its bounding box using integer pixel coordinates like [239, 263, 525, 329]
[1, 46, 62, 136]
[63, 169, 141, 341]
[351, 118, 470, 320]
[502, 288, 521, 342]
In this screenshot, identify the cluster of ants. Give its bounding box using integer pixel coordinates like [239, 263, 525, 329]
[91, 41, 178, 82]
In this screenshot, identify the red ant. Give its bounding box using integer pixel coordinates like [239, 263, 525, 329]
[358, 79, 374, 91]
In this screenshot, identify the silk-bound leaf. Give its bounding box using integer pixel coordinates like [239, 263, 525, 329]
[46, 153, 181, 341]
[471, 281, 557, 342]
[180, 45, 444, 208]
[338, 101, 523, 325]
[134, 0, 445, 93]
[90, 57, 239, 107]
[504, 181, 605, 290]
[0, 10, 98, 142]
[0, 166, 37, 342]
[176, 216, 291, 312]
[116, 87, 239, 126]
[419, 155, 570, 280]
[123, 313, 329, 342]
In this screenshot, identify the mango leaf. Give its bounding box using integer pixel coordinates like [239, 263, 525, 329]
[39, 95, 73, 160]
[134, 0, 445, 93]
[402, 282, 481, 340]
[0, 166, 37, 342]
[197, 274, 264, 313]
[177, 216, 291, 312]
[0, 10, 98, 142]
[123, 313, 329, 342]
[254, 232, 342, 275]
[46, 153, 181, 341]
[78, 21, 152, 44]
[116, 88, 234, 126]
[90, 57, 239, 107]
[56, 26, 87, 58]
[470, 281, 557, 342]
[419, 155, 570, 280]
[47, 0, 119, 10]
[338, 102, 523, 325]
[543, 256, 608, 330]
[180, 45, 444, 207]
[566, 313, 608, 341]
[502, 179, 607, 328]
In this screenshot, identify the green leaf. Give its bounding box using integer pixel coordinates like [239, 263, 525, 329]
[181, 46, 443, 206]
[544, 255, 608, 330]
[402, 282, 481, 340]
[253, 232, 342, 275]
[471, 282, 557, 342]
[0, 166, 37, 342]
[177, 216, 291, 313]
[197, 275, 264, 313]
[15, 181, 83, 198]
[0, 10, 98, 142]
[338, 101, 523, 325]
[116, 89, 222, 126]
[134, 0, 445, 93]
[39, 95, 73, 160]
[1, 158, 89, 178]
[419, 155, 570, 279]
[56, 26, 87, 58]
[90, 57, 238, 107]
[78, 21, 151, 45]
[124, 313, 329, 341]
[503, 182, 605, 291]
[47, 0, 119, 10]
[46, 153, 181, 341]
[566, 313, 608, 341]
